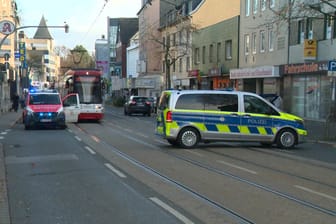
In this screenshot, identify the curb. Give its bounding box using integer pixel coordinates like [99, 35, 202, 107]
[0, 143, 10, 224]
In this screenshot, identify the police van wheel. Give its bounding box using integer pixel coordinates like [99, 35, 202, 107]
[276, 129, 296, 149]
[177, 127, 199, 149]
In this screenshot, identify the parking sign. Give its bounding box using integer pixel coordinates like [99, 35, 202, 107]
[328, 61, 336, 71]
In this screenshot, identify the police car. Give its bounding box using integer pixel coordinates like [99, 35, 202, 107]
[155, 90, 307, 149]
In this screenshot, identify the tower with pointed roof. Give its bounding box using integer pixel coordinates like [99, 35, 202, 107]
[33, 15, 53, 40]
[25, 16, 60, 85]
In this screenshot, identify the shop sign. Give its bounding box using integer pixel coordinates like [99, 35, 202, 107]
[304, 39, 317, 60]
[230, 66, 279, 79]
[282, 62, 327, 75]
[208, 68, 220, 77]
[188, 69, 199, 77]
[0, 20, 15, 35]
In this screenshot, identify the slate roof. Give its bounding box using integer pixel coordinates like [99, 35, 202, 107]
[33, 15, 53, 40]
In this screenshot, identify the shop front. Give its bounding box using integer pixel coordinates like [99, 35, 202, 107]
[229, 66, 280, 94]
[280, 62, 330, 120]
[208, 67, 233, 90]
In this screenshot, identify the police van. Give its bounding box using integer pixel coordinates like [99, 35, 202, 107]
[155, 90, 307, 149]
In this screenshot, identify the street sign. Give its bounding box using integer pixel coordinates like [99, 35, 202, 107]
[328, 60, 336, 71]
[14, 51, 20, 59]
[0, 20, 15, 35]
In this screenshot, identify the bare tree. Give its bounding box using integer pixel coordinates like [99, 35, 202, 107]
[143, 11, 197, 89]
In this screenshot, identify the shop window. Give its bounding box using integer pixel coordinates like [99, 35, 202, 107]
[290, 75, 331, 120]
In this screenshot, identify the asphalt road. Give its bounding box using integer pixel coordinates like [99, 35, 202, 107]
[1, 106, 336, 223]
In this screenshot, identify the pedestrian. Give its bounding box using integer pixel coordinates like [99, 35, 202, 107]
[11, 93, 19, 112]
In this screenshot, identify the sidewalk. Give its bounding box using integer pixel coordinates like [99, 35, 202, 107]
[305, 119, 336, 142]
[0, 110, 21, 224]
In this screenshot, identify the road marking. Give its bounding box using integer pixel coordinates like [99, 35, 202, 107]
[74, 136, 82, 141]
[0, 136, 4, 140]
[84, 146, 96, 155]
[137, 133, 148, 138]
[186, 150, 203, 157]
[6, 154, 78, 164]
[217, 160, 258, 174]
[295, 185, 336, 201]
[104, 163, 126, 178]
[154, 139, 167, 144]
[149, 197, 194, 224]
[1, 131, 7, 135]
[90, 135, 100, 143]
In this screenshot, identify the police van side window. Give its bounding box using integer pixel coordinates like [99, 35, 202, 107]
[175, 94, 205, 110]
[244, 95, 279, 115]
[205, 94, 238, 112]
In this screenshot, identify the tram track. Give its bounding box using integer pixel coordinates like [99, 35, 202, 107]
[74, 120, 336, 221]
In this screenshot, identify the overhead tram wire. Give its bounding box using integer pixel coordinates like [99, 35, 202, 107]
[79, 0, 110, 47]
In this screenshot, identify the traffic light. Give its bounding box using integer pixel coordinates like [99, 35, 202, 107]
[64, 23, 69, 33]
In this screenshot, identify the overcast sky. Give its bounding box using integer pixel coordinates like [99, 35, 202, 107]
[15, 0, 141, 53]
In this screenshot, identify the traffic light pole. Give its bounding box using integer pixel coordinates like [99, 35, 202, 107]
[0, 24, 69, 50]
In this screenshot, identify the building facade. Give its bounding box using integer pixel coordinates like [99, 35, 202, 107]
[0, 0, 19, 111]
[107, 17, 138, 96]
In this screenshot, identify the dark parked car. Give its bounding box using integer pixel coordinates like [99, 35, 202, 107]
[124, 96, 151, 116]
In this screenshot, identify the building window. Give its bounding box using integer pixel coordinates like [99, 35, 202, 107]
[245, 0, 250, 16]
[225, 40, 232, 60]
[202, 46, 206, 64]
[307, 18, 313, 40]
[244, 34, 250, 55]
[179, 31, 182, 44]
[179, 58, 182, 72]
[261, 0, 266, 11]
[325, 15, 333, 40]
[186, 56, 190, 72]
[162, 37, 166, 49]
[260, 30, 266, 53]
[172, 32, 176, 46]
[217, 42, 221, 63]
[253, 0, 258, 14]
[162, 61, 166, 73]
[252, 32, 257, 54]
[298, 20, 305, 44]
[269, 29, 274, 51]
[209, 44, 214, 63]
[172, 59, 175, 72]
[270, 0, 275, 8]
[194, 48, 200, 64]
